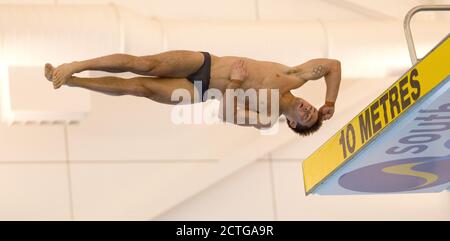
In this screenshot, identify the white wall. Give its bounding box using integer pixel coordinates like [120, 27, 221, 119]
[155, 161, 276, 221]
[156, 158, 450, 221]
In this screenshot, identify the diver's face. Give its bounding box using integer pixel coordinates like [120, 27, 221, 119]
[287, 98, 319, 128]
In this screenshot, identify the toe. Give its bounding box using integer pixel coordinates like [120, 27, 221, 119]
[55, 78, 62, 88]
[44, 64, 54, 81]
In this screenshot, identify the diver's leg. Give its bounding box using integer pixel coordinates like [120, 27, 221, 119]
[46, 62, 197, 104]
[48, 50, 205, 89]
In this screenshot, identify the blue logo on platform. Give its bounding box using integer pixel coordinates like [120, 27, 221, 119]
[338, 154, 450, 192]
[338, 138, 450, 193]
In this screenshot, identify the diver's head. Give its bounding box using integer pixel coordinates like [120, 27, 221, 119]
[285, 97, 322, 136]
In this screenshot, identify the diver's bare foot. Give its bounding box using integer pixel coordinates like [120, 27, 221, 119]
[53, 62, 78, 89]
[45, 63, 54, 82]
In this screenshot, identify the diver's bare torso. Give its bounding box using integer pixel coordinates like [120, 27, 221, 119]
[210, 55, 297, 93]
[209, 55, 301, 113]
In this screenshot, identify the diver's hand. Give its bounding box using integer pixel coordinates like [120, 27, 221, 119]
[230, 59, 248, 81]
[319, 102, 335, 121]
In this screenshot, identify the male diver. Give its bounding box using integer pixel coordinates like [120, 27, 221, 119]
[45, 50, 341, 135]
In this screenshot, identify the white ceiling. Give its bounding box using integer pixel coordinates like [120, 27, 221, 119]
[1, 0, 448, 21]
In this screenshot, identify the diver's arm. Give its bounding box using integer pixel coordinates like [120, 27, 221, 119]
[286, 58, 341, 120]
[286, 58, 341, 101]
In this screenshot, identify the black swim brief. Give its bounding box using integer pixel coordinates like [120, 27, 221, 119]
[186, 52, 211, 102]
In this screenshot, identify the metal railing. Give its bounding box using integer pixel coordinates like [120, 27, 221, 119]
[404, 5, 450, 65]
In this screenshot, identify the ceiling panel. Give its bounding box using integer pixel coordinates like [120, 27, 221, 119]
[58, 0, 257, 21]
[258, 0, 370, 21]
[343, 0, 436, 20]
[0, 0, 446, 22]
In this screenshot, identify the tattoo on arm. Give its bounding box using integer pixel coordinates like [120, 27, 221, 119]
[311, 65, 325, 78]
[286, 64, 326, 80]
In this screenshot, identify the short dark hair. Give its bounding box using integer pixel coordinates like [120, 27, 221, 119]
[287, 115, 323, 136]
